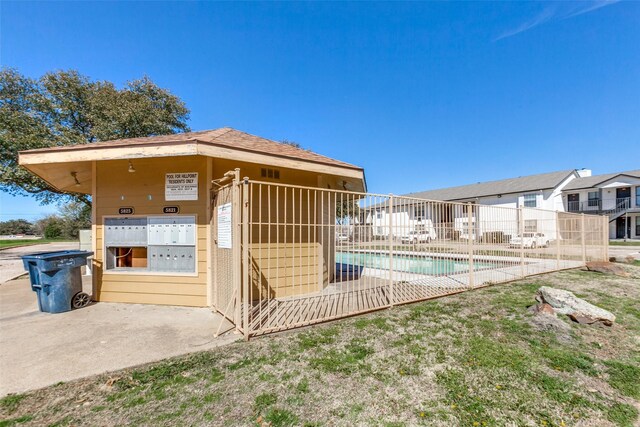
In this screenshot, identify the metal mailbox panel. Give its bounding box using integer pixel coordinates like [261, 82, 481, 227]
[176, 246, 196, 272]
[104, 218, 147, 246]
[147, 216, 196, 246]
[147, 245, 195, 272]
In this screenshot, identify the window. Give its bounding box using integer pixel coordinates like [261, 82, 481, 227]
[524, 220, 537, 232]
[588, 191, 600, 207]
[636, 216, 640, 237]
[567, 193, 580, 212]
[376, 211, 382, 219]
[414, 206, 425, 220]
[636, 187, 640, 207]
[523, 194, 537, 208]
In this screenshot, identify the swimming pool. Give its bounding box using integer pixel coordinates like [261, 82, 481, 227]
[335, 251, 496, 276]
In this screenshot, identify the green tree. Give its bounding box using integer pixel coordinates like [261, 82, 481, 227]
[0, 219, 35, 235]
[40, 216, 64, 239]
[0, 68, 190, 207]
[59, 201, 91, 239]
[336, 199, 361, 225]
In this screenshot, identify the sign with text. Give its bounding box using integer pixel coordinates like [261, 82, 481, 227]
[217, 203, 232, 249]
[118, 207, 134, 215]
[165, 172, 198, 201]
[162, 206, 180, 214]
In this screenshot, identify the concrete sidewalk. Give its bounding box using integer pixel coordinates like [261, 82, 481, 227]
[0, 276, 238, 396]
[608, 245, 640, 260]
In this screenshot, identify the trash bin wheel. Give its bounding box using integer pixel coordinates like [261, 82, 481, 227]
[72, 292, 91, 309]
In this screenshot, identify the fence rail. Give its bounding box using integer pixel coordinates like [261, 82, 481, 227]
[212, 177, 609, 339]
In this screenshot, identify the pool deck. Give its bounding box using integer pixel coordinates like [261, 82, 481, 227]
[243, 253, 584, 336]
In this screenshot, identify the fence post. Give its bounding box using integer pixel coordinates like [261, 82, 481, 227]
[242, 177, 250, 340]
[519, 207, 525, 277]
[555, 211, 561, 270]
[467, 203, 474, 288]
[603, 215, 609, 262]
[232, 168, 241, 332]
[581, 213, 586, 265]
[388, 195, 394, 307]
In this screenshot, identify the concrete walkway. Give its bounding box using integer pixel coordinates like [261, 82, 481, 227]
[0, 276, 238, 397]
[608, 245, 640, 260]
[0, 242, 79, 283]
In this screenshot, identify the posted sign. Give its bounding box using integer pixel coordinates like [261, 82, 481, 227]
[217, 203, 232, 249]
[165, 172, 198, 201]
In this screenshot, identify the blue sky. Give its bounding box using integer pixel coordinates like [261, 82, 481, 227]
[1, 1, 639, 221]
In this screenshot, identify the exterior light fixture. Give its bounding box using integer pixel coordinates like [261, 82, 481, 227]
[70, 171, 81, 187]
[128, 160, 136, 173]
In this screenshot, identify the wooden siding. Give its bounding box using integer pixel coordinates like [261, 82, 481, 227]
[93, 156, 208, 307]
[90, 155, 346, 308]
[248, 243, 322, 299]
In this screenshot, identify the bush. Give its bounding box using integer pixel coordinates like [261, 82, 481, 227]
[44, 221, 63, 239]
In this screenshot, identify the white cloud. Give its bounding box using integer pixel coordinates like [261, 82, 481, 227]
[494, 0, 620, 41]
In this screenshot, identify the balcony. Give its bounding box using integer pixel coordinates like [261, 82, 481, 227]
[567, 197, 632, 217]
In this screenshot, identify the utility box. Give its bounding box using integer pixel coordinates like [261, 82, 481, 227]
[78, 229, 93, 276]
[79, 229, 92, 251]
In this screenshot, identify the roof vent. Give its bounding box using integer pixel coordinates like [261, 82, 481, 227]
[261, 168, 280, 180]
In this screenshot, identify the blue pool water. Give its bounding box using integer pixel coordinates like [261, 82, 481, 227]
[335, 252, 495, 276]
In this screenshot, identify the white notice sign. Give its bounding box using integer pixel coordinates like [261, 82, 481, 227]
[217, 203, 232, 249]
[165, 172, 198, 201]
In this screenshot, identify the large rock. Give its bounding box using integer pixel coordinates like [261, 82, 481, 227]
[536, 286, 615, 326]
[586, 261, 630, 277]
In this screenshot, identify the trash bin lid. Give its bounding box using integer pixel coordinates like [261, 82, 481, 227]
[21, 250, 93, 260]
[21, 251, 94, 272]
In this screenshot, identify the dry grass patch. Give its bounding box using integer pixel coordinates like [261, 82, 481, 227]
[1, 265, 639, 426]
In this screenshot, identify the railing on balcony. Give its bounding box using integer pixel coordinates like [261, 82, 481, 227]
[567, 198, 631, 216]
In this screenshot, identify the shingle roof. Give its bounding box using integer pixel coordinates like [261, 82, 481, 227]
[562, 170, 640, 191]
[21, 127, 362, 171]
[404, 170, 576, 201]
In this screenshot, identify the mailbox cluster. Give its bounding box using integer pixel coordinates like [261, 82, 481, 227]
[104, 218, 147, 246]
[104, 216, 196, 273]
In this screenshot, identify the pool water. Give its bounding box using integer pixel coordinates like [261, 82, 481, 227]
[335, 252, 495, 276]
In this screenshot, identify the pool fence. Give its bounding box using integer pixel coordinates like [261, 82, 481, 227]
[212, 173, 609, 339]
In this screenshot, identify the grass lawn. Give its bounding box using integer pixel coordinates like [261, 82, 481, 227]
[1, 266, 639, 427]
[0, 239, 75, 250]
[609, 241, 640, 246]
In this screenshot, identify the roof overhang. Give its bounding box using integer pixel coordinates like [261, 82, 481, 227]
[19, 140, 366, 194]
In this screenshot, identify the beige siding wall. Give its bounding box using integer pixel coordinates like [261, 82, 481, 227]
[249, 243, 322, 299]
[214, 159, 341, 299]
[94, 156, 208, 307]
[91, 155, 346, 307]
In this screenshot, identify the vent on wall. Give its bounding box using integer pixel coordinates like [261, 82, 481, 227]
[261, 168, 280, 179]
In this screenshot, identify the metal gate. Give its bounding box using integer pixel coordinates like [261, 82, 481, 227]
[211, 170, 241, 332]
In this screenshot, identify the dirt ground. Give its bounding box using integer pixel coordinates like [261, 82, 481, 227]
[1, 265, 638, 427]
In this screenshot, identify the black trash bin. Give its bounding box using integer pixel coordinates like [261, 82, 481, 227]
[22, 251, 94, 313]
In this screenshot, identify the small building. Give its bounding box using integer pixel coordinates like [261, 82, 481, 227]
[19, 127, 366, 308]
[561, 169, 640, 239]
[367, 169, 583, 241]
